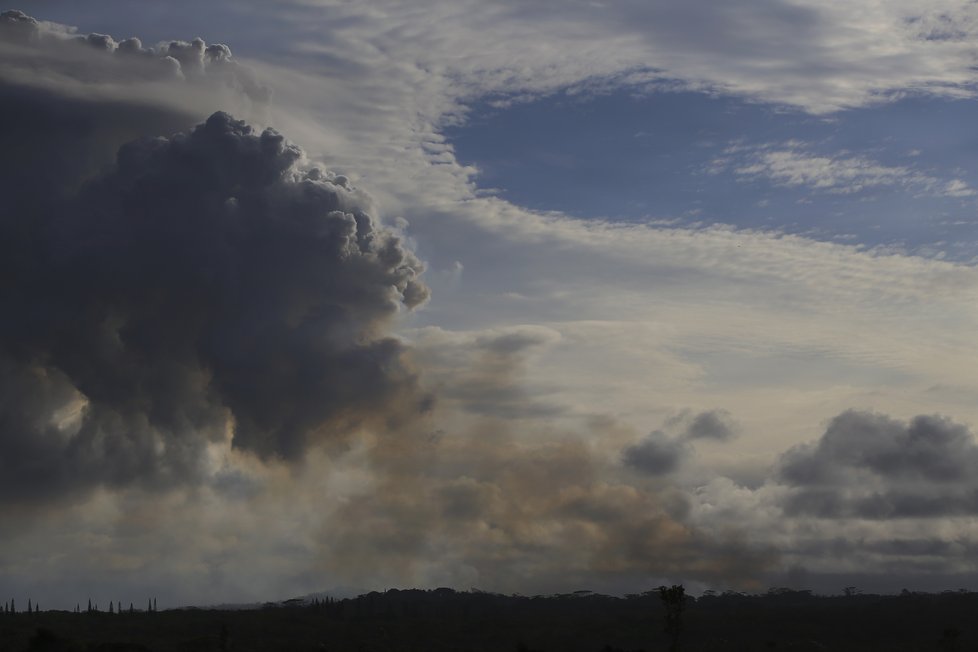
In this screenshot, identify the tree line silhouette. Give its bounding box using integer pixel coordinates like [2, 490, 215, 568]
[2, 586, 978, 650]
[2, 598, 158, 615]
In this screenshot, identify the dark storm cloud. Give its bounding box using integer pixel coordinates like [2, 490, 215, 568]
[778, 410, 978, 518]
[0, 110, 430, 502]
[621, 430, 689, 475]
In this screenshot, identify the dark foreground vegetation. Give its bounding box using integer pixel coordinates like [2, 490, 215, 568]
[2, 587, 978, 651]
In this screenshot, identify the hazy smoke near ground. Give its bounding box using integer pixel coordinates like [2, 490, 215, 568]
[316, 394, 775, 594]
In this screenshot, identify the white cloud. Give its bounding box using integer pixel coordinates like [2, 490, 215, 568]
[943, 178, 977, 197]
[276, 0, 978, 113]
[732, 149, 918, 194]
[713, 143, 977, 197]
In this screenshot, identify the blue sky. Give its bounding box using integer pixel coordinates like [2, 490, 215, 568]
[6, 0, 978, 605]
[451, 89, 978, 259]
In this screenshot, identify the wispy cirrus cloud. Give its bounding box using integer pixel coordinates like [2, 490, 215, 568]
[711, 142, 976, 198]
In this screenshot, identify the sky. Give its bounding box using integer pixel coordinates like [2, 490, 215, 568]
[3, 1, 978, 608]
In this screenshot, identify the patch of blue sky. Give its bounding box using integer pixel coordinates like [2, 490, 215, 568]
[447, 88, 978, 260]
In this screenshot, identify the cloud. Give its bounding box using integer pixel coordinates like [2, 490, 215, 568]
[9, 6, 978, 603]
[0, 13, 778, 600]
[668, 409, 739, 442]
[0, 9, 38, 42]
[685, 410, 738, 441]
[0, 9, 265, 95]
[943, 179, 976, 198]
[713, 143, 976, 197]
[622, 431, 689, 476]
[779, 410, 978, 518]
[268, 0, 978, 115]
[0, 10, 785, 602]
[0, 108, 430, 503]
[680, 410, 978, 592]
[0, 10, 271, 250]
[0, 14, 429, 496]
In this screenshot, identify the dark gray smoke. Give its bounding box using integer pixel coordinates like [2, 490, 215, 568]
[0, 110, 430, 503]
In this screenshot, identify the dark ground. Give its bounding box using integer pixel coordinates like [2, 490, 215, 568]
[1, 588, 976, 651]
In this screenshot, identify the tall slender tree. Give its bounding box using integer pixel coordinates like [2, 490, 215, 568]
[658, 584, 686, 652]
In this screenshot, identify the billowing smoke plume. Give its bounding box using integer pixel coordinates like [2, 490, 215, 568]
[0, 109, 430, 502]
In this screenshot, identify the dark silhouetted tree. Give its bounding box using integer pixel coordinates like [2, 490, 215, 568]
[129, 602, 134, 614]
[27, 599, 31, 613]
[109, 601, 114, 614]
[87, 599, 92, 613]
[658, 584, 686, 652]
[220, 623, 230, 652]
